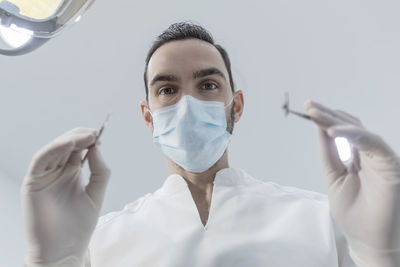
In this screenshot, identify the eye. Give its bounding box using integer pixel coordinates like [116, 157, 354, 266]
[159, 87, 176, 95]
[202, 82, 218, 90]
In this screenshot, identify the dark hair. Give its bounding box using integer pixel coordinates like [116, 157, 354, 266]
[144, 21, 235, 102]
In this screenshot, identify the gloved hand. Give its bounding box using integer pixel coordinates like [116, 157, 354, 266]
[305, 101, 400, 267]
[21, 127, 111, 267]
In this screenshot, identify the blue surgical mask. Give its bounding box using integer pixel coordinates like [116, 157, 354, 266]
[149, 95, 234, 173]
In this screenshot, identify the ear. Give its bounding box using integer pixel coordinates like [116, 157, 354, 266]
[140, 100, 154, 132]
[232, 90, 244, 123]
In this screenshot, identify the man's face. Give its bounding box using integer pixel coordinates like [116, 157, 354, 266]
[141, 39, 243, 133]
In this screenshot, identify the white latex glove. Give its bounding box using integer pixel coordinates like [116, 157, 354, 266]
[305, 101, 400, 267]
[21, 128, 111, 267]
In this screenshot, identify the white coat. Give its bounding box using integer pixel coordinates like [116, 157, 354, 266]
[85, 167, 357, 266]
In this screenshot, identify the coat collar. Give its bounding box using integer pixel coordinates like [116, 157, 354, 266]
[160, 167, 251, 195]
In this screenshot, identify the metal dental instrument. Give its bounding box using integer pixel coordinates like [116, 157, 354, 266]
[81, 112, 112, 166]
[282, 92, 311, 120]
[282, 93, 354, 164]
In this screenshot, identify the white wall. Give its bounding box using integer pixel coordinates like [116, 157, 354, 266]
[0, 170, 26, 266]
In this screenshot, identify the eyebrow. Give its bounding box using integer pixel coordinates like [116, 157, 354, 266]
[193, 67, 226, 81]
[150, 67, 226, 87]
[150, 74, 179, 87]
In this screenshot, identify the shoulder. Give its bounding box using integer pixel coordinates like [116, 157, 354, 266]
[238, 168, 329, 207]
[95, 192, 153, 231]
[265, 180, 328, 206]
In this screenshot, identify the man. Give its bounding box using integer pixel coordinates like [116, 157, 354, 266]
[21, 22, 400, 267]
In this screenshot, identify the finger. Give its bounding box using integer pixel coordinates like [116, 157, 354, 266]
[45, 152, 69, 172]
[315, 127, 347, 186]
[30, 133, 97, 175]
[85, 145, 111, 210]
[66, 150, 83, 166]
[45, 133, 97, 172]
[28, 140, 75, 176]
[326, 124, 398, 159]
[348, 147, 361, 174]
[70, 133, 98, 151]
[334, 110, 363, 127]
[305, 100, 362, 127]
[307, 107, 343, 130]
[58, 127, 98, 138]
[53, 128, 99, 151]
[51, 127, 97, 148]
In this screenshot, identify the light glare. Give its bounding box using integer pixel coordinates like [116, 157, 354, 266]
[335, 137, 352, 162]
[75, 15, 82, 22]
[0, 24, 33, 48]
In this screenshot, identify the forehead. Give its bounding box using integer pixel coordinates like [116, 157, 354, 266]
[147, 39, 228, 81]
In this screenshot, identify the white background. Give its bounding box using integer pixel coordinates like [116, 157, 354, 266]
[1, 0, 400, 265]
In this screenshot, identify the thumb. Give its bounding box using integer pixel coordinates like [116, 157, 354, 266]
[316, 126, 347, 185]
[326, 124, 397, 159]
[85, 145, 111, 210]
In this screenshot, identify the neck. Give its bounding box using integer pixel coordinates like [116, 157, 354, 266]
[167, 149, 230, 194]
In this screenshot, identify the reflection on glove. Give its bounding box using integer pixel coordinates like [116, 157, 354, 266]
[305, 100, 400, 267]
[21, 128, 111, 267]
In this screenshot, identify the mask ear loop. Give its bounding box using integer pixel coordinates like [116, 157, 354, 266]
[148, 109, 154, 127]
[224, 95, 235, 108]
[142, 100, 154, 123]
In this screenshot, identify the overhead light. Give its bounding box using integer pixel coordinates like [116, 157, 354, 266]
[0, 0, 97, 56]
